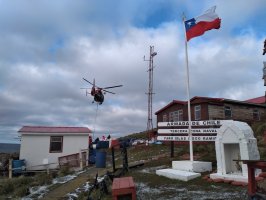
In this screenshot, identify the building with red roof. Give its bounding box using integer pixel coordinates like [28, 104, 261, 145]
[156, 96, 266, 126]
[18, 126, 91, 171]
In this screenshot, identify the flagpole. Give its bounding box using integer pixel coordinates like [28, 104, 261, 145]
[182, 14, 193, 162]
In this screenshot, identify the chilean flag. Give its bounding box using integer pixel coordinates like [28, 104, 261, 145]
[185, 6, 221, 41]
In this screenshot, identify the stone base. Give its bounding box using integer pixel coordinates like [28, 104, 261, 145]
[156, 168, 201, 181]
[172, 161, 212, 173]
[210, 173, 248, 183]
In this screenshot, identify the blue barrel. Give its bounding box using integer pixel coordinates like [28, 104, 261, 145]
[96, 141, 109, 149]
[89, 149, 96, 164]
[12, 159, 25, 174]
[95, 150, 106, 168]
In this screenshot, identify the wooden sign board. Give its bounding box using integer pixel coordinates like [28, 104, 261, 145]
[158, 128, 219, 134]
[157, 135, 216, 142]
[158, 120, 231, 127]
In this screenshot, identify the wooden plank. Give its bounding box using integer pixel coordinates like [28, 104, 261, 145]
[157, 135, 216, 142]
[158, 120, 228, 127]
[158, 128, 219, 134]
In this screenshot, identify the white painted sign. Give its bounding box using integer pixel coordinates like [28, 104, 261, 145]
[158, 128, 219, 134]
[158, 120, 228, 127]
[157, 135, 217, 142]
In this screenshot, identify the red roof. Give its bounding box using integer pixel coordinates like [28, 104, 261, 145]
[245, 96, 266, 104]
[190, 96, 224, 102]
[155, 100, 186, 114]
[155, 96, 265, 115]
[18, 126, 91, 133]
[155, 97, 223, 115]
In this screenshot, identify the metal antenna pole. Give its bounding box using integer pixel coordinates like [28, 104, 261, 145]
[144, 46, 157, 140]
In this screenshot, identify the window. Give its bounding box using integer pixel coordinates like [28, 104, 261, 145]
[173, 111, 179, 122]
[194, 105, 201, 120]
[50, 136, 63, 153]
[253, 109, 260, 120]
[169, 110, 183, 122]
[163, 114, 168, 122]
[178, 110, 183, 121]
[224, 106, 232, 118]
[169, 112, 174, 122]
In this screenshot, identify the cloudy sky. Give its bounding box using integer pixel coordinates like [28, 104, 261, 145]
[1, 0, 265, 143]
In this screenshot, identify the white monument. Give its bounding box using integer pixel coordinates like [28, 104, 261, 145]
[210, 121, 260, 182]
[156, 120, 219, 181]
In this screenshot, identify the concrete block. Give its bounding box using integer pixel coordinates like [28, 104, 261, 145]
[172, 161, 212, 173]
[156, 168, 201, 181]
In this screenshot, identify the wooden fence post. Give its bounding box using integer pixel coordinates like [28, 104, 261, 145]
[112, 147, 116, 173]
[46, 165, 50, 175]
[86, 149, 89, 167]
[79, 149, 83, 170]
[8, 159, 12, 179]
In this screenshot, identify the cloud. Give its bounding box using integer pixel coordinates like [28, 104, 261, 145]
[0, 1, 265, 143]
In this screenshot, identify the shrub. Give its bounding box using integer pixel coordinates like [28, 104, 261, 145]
[34, 173, 53, 185]
[58, 165, 71, 177]
[15, 176, 32, 187]
[14, 185, 29, 197]
[77, 191, 89, 200]
[252, 122, 266, 137]
[0, 179, 14, 195]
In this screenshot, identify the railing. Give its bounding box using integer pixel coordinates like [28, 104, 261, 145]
[7, 149, 89, 179]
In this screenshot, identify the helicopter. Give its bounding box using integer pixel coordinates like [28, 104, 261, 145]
[81, 78, 123, 105]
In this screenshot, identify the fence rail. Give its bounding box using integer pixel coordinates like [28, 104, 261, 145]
[7, 149, 89, 179]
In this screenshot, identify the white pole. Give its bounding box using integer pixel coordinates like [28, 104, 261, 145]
[182, 14, 193, 162]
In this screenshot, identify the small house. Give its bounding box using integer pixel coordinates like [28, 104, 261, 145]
[18, 126, 91, 171]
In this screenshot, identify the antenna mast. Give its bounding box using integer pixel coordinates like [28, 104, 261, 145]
[144, 46, 157, 140]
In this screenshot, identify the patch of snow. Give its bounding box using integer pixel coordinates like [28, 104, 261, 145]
[22, 171, 83, 200]
[136, 182, 161, 194]
[135, 180, 247, 200]
[67, 192, 78, 200]
[66, 175, 108, 200]
[139, 165, 168, 174]
[52, 174, 77, 184]
[210, 184, 219, 189]
[21, 186, 49, 200]
[83, 181, 91, 191]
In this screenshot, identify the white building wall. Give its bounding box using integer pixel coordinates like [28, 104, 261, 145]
[20, 134, 89, 170]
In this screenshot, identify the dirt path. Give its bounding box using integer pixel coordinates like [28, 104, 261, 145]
[42, 167, 108, 200]
[41, 157, 146, 200]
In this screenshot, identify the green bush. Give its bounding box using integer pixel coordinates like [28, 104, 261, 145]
[58, 165, 71, 177]
[0, 179, 14, 195]
[14, 176, 32, 187]
[252, 122, 266, 137]
[14, 185, 29, 197]
[77, 191, 89, 200]
[34, 173, 53, 185]
[259, 147, 266, 160]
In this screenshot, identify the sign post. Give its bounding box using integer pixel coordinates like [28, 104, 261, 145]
[157, 120, 225, 158]
[156, 120, 228, 181]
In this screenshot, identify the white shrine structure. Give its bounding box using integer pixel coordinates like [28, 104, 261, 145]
[210, 121, 260, 182]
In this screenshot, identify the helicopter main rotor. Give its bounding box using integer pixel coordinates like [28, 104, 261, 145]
[82, 78, 123, 94]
